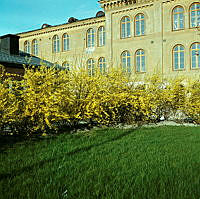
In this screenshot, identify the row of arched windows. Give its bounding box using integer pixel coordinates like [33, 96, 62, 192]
[62, 57, 107, 75]
[57, 42, 200, 76]
[120, 3, 200, 38]
[86, 57, 107, 76]
[172, 3, 200, 30]
[120, 42, 200, 73]
[24, 40, 38, 56]
[121, 14, 145, 38]
[24, 34, 70, 55]
[52, 33, 70, 53]
[121, 50, 146, 73]
[52, 26, 105, 53]
[43, 42, 200, 75]
[84, 50, 146, 76]
[86, 26, 106, 48]
[173, 42, 200, 70]
[24, 26, 106, 54]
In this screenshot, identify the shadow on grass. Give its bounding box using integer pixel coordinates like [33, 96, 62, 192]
[0, 129, 134, 180]
[0, 135, 28, 153]
[0, 123, 95, 153]
[0, 134, 58, 154]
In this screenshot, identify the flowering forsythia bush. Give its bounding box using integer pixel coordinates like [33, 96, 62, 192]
[0, 64, 199, 135]
[184, 80, 200, 124]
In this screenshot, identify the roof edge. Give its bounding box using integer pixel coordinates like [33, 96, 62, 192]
[17, 15, 105, 36]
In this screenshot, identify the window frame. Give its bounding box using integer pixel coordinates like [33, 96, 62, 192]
[120, 16, 131, 39]
[134, 13, 145, 37]
[172, 44, 185, 71]
[98, 26, 105, 47]
[24, 41, 30, 54]
[86, 28, 95, 48]
[32, 39, 38, 56]
[52, 35, 60, 53]
[135, 49, 146, 73]
[62, 33, 70, 51]
[98, 57, 106, 73]
[190, 42, 200, 69]
[121, 50, 131, 73]
[87, 58, 95, 76]
[189, 2, 200, 28]
[172, 6, 185, 31]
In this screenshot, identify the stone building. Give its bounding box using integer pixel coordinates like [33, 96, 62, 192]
[17, 0, 200, 79]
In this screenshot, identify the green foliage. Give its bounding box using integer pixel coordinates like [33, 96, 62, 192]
[0, 65, 199, 135]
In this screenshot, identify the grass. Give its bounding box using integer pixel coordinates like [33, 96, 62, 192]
[0, 126, 200, 199]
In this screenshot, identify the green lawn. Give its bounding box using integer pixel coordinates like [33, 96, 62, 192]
[0, 126, 200, 199]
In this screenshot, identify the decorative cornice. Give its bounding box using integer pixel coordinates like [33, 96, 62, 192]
[99, 0, 137, 10]
[99, 0, 156, 10]
[112, 1, 154, 14]
[18, 18, 106, 39]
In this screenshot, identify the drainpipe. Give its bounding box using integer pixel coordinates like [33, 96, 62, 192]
[111, 12, 113, 67]
[161, 0, 164, 81]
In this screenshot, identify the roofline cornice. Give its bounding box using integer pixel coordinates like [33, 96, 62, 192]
[112, 1, 154, 14]
[99, 0, 138, 10]
[18, 17, 105, 39]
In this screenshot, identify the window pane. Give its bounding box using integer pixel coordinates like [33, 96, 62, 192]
[180, 52, 184, 69]
[127, 23, 131, 37]
[192, 55, 196, 68]
[141, 20, 145, 35]
[174, 53, 178, 70]
[136, 21, 140, 35]
[121, 17, 131, 38]
[136, 56, 140, 72]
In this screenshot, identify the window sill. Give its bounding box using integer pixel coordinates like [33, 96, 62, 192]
[172, 28, 185, 32]
[120, 36, 131, 39]
[173, 68, 185, 71]
[134, 34, 146, 37]
[191, 67, 200, 70]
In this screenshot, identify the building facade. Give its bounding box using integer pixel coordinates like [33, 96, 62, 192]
[18, 0, 200, 79]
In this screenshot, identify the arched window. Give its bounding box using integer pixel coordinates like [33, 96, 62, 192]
[98, 57, 106, 73]
[190, 3, 200, 28]
[53, 35, 60, 53]
[135, 13, 145, 36]
[32, 39, 38, 56]
[98, 26, 105, 47]
[121, 51, 131, 73]
[173, 45, 185, 70]
[191, 43, 200, 69]
[121, 16, 131, 38]
[135, 49, 146, 72]
[172, 6, 184, 30]
[63, 34, 69, 51]
[62, 61, 70, 71]
[87, 58, 95, 76]
[86, 28, 95, 48]
[24, 41, 30, 54]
